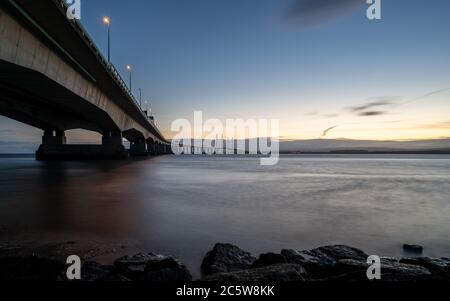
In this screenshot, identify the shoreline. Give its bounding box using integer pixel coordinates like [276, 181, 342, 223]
[1, 241, 449, 281]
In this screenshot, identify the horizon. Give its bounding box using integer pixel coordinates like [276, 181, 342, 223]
[2, 136, 449, 154]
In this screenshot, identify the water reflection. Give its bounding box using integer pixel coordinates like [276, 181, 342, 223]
[1, 154, 450, 278]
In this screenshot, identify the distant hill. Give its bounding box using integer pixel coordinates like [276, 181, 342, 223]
[279, 138, 450, 153]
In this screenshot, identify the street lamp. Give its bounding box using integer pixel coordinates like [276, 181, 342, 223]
[126, 65, 132, 92]
[102, 17, 111, 63]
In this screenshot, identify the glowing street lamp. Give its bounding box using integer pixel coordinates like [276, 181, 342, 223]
[103, 16, 111, 63]
[126, 65, 132, 92]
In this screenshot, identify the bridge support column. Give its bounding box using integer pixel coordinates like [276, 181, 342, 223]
[36, 131, 128, 160]
[147, 141, 155, 156]
[42, 130, 67, 145]
[130, 139, 148, 157]
[165, 144, 172, 154]
[102, 131, 122, 147]
[99, 131, 129, 158]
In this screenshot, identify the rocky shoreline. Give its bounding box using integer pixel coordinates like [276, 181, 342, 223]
[0, 243, 449, 281]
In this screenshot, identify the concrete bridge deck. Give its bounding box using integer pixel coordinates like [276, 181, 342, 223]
[0, 0, 172, 159]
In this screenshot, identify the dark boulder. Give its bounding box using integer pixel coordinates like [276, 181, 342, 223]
[403, 244, 424, 255]
[79, 262, 130, 281]
[114, 253, 192, 281]
[58, 261, 130, 281]
[201, 243, 256, 275]
[311, 245, 368, 261]
[281, 249, 335, 278]
[0, 255, 65, 281]
[251, 253, 287, 268]
[203, 264, 308, 281]
[329, 258, 432, 281]
[400, 257, 450, 280]
[281, 245, 368, 279]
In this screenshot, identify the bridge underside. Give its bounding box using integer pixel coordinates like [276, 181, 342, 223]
[0, 59, 172, 159]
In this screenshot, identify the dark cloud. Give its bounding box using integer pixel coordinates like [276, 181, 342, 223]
[321, 125, 338, 138]
[358, 111, 387, 117]
[348, 100, 392, 113]
[347, 97, 396, 117]
[285, 0, 365, 28]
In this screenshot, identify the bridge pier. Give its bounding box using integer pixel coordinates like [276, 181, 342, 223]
[165, 144, 173, 155]
[147, 140, 156, 156]
[36, 131, 128, 160]
[130, 138, 148, 157]
[42, 130, 67, 146]
[102, 131, 123, 147]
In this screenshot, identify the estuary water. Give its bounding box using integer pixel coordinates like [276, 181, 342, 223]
[1, 154, 450, 277]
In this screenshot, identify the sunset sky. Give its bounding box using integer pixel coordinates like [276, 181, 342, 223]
[1, 0, 450, 151]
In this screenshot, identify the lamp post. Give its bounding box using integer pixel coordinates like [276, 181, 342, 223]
[126, 65, 132, 92]
[139, 88, 142, 108]
[103, 17, 111, 63]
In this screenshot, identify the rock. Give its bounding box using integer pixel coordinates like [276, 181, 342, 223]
[311, 245, 368, 261]
[114, 253, 149, 279]
[252, 253, 287, 268]
[203, 264, 309, 281]
[201, 243, 256, 275]
[281, 249, 335, 278]
[400, 257, 450, 280]
[403, 244, 424, 254]
[281, 245, 368, 279]
[0, 255, 65, 281]
[114, 253, 192, 281]
[329, 258, 432, 281]
[57, 261, 130, 281]
[80, 262, 130, 281]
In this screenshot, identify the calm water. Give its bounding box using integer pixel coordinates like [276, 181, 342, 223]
[1, 154, 450, 277]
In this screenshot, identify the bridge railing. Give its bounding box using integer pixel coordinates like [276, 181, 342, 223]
[107, 63, 139, 106]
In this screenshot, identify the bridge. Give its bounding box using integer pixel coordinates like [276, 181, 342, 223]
[0, 0, 172, 159]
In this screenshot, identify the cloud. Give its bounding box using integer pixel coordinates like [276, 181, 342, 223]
[400, 88, 450, 106]
[321, 125, 338, 138]
[357, 111, 387, 117]
[285, 0, 365, 28]
[414, 88, 450, 100]
[348, 99, 394, 113]
[347, 97, 397, 117]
